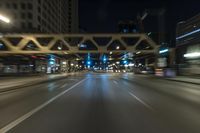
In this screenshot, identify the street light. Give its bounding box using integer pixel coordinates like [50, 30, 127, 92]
[136, 51, 141, 55]
[0, 14, 10, 23]
[116, 46, 120, 50]
[159, 49, 169, 54]
[57, 46, 62, 50]
[62, 61, 67, 65]
[103, 57, 107, 62]
[123, 60, 128, 65]
[87, 60, 91, 65]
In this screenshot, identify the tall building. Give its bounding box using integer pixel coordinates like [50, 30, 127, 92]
[0, 0, 79, 33]
[68, 0, 79, 33]
[176, 13, 200, 75]
[0, 0, 79, 74]
[118, 20, 138, 33]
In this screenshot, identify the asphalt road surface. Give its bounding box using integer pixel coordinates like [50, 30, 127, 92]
[0, 73, 200, 133]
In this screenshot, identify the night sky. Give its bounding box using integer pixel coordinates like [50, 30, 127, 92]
[80, 0, 200, 42]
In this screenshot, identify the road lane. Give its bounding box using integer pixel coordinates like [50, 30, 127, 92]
[0, 74, 85, 129]
[0, 78, 86, 133]
[5, 73, 172, 133]
[0, 73, 199, 133]
[119, 74, 200, 133]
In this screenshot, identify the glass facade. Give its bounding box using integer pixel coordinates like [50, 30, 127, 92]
[176, 14, 200, 75]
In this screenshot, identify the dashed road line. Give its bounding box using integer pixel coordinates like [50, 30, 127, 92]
[113, 80, 118, 85]
[128, 92, 155, 112]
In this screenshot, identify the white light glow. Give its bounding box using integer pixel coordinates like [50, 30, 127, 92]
[136, 51, 141, 54]
[0, 14, 10, 23]
[184, 52, 200, 58]
[78, 43, 87, 48]
[0, 34, 3, 38]
[128, 63, 135, 67]
[116, 46, 120, 50]
[50, 58, 55, 61]
[57, 46, 62, 50]
[109, 58, 112, 60]
[62, 62, 67, 65]
[124, 64, 129, 67]
[49, 61, 55, 65]
[159, 49, 169, 54]
[176, 28, 200, 40]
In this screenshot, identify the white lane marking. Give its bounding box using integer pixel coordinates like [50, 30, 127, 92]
[113, 80, 118, 85]
[0, 78, 87, 133]
[128, 92, 155, 112]
[61, 84, 67, 88]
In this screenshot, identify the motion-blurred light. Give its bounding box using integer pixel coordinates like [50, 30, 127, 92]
[184, 52, 200, 58]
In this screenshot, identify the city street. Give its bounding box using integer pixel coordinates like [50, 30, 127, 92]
[0, 73, 200, 133]
[0, 0, 200, 133]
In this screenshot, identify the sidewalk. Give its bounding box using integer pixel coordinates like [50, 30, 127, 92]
[166, 76, 200, 85]
[0, 73, 75, 92]
[134, 73, 200, 85]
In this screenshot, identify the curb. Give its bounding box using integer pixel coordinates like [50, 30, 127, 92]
[127, 74, 200, 85]
[0, 76, 69, 93]
[165, 78, 200, 85]
[144, 74, 200, 85]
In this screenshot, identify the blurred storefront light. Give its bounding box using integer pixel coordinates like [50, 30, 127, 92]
[184, 52, 200, 58]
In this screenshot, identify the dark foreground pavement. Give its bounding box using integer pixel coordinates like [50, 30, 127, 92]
[0, 73, 200, 133]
